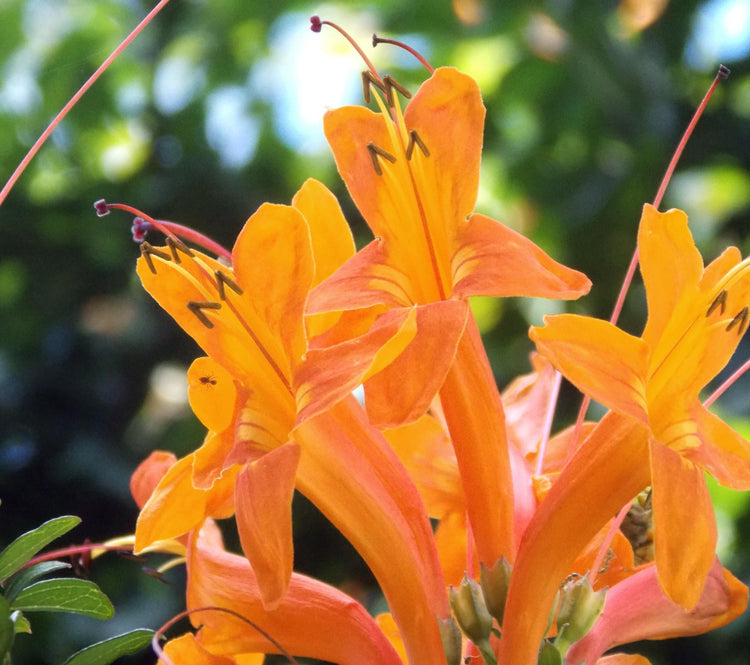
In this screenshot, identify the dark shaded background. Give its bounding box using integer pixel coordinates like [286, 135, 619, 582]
[1, 0, 749, 662]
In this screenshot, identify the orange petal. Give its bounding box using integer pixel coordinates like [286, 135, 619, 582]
[235, 443, 300, 610]
[499, 413, 651, 665]
[567, 558, 747, 665]
[186, 535, 403, 665]
[650, 441, 717, 608]
[130, 451, 176, 510]
[295, 306, 417, 423]
[193, 428, 236, 490]
[434, 510, 469, 588]
[188, 357, 237, 432]
[597, 655, 652, 665]
[161, 633, 235, 665]
[452, 213, 591, 299]
[531, 314, 649, 423]
[638, 205, 703, 348]
[691, 404, 750, 489]
[291, 178, 355, 287]
[364, 299, 469, 427]
[232, 203, 313, 370]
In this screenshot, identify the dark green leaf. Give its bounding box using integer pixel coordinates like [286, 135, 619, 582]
[0, 596, 14, 657]
[0, 516, 81, 581]
[10, 579, 113, 619]
[4, 561, 72, 603]
[61, 629, 155, 665]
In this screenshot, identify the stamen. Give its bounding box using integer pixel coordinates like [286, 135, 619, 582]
[383, 74, 412, 106]
[362, 70, 387, 104]
[310, 16, 383, 86]
[140, 242, 172, 274]
[166, 236, 194, 263]
[372, 33, 435, 74]
[706, 289, 728, 316]
[215, 270, 244, 300]
[406, 129, 430, 159]
[132, 217, 152, 242]
[367, 143, 397, 175]
[187, 301, 222, 328]
[726, 306, 748, 335]
[93, 199, 110, 217]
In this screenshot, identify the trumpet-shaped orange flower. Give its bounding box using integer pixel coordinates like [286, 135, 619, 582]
[303, 65, 590, 568]
[134, 179, 449, 665]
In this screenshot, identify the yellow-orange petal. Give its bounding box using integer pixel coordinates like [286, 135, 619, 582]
[638, 205, 704, 347]
[188, 357, 237, 432]
[374, 613, 408, 664]
[691, 404, 750, 489]
[235, 443, 300, 610]
[295, 306, 417, 423]
[452, 213, 591, 300]
[650, 440, 717, 609]
[291, 178, 355, 287]
[193, 429, 236, 490]
[232, 203, 313, 370]
[161, 632, 235, 665]
[364, 300, 469, 427]
[187, 536, 403, 665]
[531, 314, 649, 423]
[130, 450, 176, 510]
[597, 655, 652, 665]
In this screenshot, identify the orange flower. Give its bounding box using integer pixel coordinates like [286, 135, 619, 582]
[303, 66, 590, 568]
[134, 179, 449, 665]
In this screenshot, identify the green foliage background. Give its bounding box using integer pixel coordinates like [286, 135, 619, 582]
[1, 0, 749, 663]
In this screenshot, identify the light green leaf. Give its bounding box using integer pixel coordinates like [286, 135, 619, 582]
[4, 561, 72, 603]
[10, 579, 113, 619]
[0, 596, 14, 657]
[10, 611, 31, 634]
[62, 629, 155, 665]
[0, 516, 81, 581]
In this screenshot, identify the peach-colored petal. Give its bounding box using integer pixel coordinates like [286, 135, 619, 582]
[130, 450, 176, 510]
[531, 314, 649, 423]
[452, 213, 591, 300]
[235, 443, 300, 610]
[364, 299, 469, 427]
[188, 357, 237, 432]
[650, 441, 717, 609]
[596, 655, 651, 665]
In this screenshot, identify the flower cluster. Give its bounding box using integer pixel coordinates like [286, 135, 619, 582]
[127, 22, 750, 665]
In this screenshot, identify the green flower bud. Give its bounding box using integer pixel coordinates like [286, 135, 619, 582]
[437, 616, 463, 665]
[449, 574, 493, 644]
[538, 640, 563, 665]
[480, 556, 512, 625]
[554, 576, 606, 654]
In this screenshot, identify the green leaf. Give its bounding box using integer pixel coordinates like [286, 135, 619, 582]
[10, 611, 30, 634]
[61, 629, 155, 665]
[0, 596, 14, 657]
[0, 516, 81, 581]
[4, 561, 72, 603]
[10, 579, 114, 620]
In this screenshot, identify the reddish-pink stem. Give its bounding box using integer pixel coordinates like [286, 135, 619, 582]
[588, 499, 632, 587]
[0, 0, 173, 207]
[372, 34, 434, 74]
[704, 357, 750, 408]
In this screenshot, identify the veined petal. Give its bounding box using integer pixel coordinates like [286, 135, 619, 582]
[690, 404, 750, 489]
[295, 307, 417, 423]
[364, 299, 469, 427]
[567, 559, 747, 665]
[452, 213, 591, 299]
[499, 413, 651, 665]
[130, 450, 177, 510]
[186, 536, 403, 665]
[232, 203, 313, 370]
[291, 178, 355, 287]
[188, 357, 237, 432]
[531, 315, 649, 423]
[650, 441, 717, 609]
[235, 443, 300, 610]
[307, 240, 415, 312]
[638, 205, 703, 348]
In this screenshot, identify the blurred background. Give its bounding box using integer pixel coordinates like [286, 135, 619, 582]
[1, 0, 750, 662]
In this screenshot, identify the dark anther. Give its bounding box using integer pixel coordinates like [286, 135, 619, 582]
[215, 270, 244, 300]
[166, 236, 194, 263]
[718, 64, 731, 80]
[367, 143, 397, 175]
[406, 129, 430, 159]
[310, 15, 322, 32]
[383, 74, 411, 106]
[706, 289, 728, 317]
[187, 300, 222, 328]
[726, 306, 748, 335]
[362, 70, 387, 104]
[93, 199, 110, 217]
[140, 242, 172, 274]
[117, 551, 148, 563]
[142, 567, 171, 585]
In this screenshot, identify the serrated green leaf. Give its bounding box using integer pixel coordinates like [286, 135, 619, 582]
[62, 629, 154, 665]
[0, 596, 14, 657]
[4, 561, 72, 603]
[0, 516, 81, 581]
[10, 611, 30, 634]
[10, 579, 113, 619]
